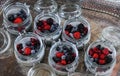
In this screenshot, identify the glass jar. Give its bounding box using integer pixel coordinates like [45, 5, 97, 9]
[48, 41, 79, 75]
[34, 13, 62, 44]
[84, 40, 116, 76]
[34, 0, 58, 14]
[101, 26, 120, 54]
[0, 28, 12, 59]
[62, 16, 91, 48]
[58, 3, 81, 20]
[27, 63, 56, 76]
[3, 2, 32, 35]
[14, 32, 45, 66]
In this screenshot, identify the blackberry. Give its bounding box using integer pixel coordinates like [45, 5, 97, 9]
[47, 18, 54, 25]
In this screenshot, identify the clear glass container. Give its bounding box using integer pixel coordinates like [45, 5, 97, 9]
[14, 32, 45, 66]
[84, 40, 116, 76]
[101, 26, 120, 54]
[34, 0, 58, 14]
[62, 16, 91, 48]
[34, 13, 62, 44]
[0, 28, 12, 59]
[3, 2, 32, 35]
[27, 63, 56, 76]
[58, 3, 81, 20]
[48, 41, 79, 75]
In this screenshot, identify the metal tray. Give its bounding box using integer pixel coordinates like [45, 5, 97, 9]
[0, 0, 120, 76]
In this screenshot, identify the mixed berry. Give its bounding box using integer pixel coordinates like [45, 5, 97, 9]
[16, 37, 40, 56]
[36, 18, 59, 33]
[52, 45, 76, 65]
[8, 9, 27, 24]
[65, 23, 88, 40]
[89, 45, 113, 65]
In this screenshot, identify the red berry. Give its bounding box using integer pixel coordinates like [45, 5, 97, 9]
[43, 24, 51, 30]
[37, 26, 42, 30]
[14, 17, 23, 24]
[93, 47, 99, 53]
[84, 27, 88, 35]
[61, 60, 67, 65]
[24, 47, 31, 55]
[99, 59, 105, 65]
[18, 49, 23, 54]
[89, 49, 94, 56]
[56, 52, 64, 58]
[65, 30, 70, 36]
[100, 54, 106, 59]
[92, 53, 99, 59]
[31, 38, 37, 43]
[102, 48, 109, 55]
[73, 31, 81, 39]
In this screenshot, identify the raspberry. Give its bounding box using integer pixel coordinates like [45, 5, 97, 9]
[93, 47, 99, 53]
[73, 31, 81, 39]
[24, 47, 31, 55]
[14, 17, 23, 24]
[89, 49, 94, 56]
[61, 59, 67, 65]
[65, 30, 70, 36]
[102, 48, 109, 55]
[92, 53, 99, 59]
[43, 24, 51, 30]
[99, 59, 105, 65]
[56, 52, 64, 58]
[100, 54, 106, 59]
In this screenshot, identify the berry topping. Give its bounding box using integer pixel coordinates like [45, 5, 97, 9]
[61, 60, 67, 65]
[24, 47, 31, 55]
[47, 18, 54, 25]
[56, 52, 64, 58]
[88, 44, 113, 65]
[14, 17, 23, 24]
[73, 31, 81, 39]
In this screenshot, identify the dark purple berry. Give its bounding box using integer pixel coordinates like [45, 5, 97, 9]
[53, 56, 61, 63]
[17, 43, 23, 50]
[37, 21, 43, 27]
[65, 24, 73, 32]
[105, 55, 112, 64]
[78, 23, 84, 29]
[8, 14, 15, 22]
[47, 18, 54, 25]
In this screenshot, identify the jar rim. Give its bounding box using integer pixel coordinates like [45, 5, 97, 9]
[0, 28, 11, 54]
[27, 63, 56, 76]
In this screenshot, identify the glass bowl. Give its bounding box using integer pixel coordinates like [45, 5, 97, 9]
[3, 2, 32, 35]
[48, 41, 79, 75]
[14, 32, 45, 66]
[84, 40, 116, 76]
[62, 16, 91, 48]
[58, 3, 81, 20]
[34, 0, 58, 14]
[34, 13, 62, 44]
[27, 63, 56, 76]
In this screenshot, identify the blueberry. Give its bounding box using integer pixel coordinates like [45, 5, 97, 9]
[8, 14, 15, 22]
[65, 24, 73, 32]
[53, 56, 61, 63]
[26, 41, 32, 46]
[78, 23, 84, 29]
[50, 24, 57, 32]
[37, 21, 43, 27]
[20, 9, 26, 15]
[65, 55, 75, 63]
[47, 18, 54, 25]
[96, 45, 104, 50]
[71, 27, 78, 33]
[105, 55, 112, 64]
[61, 55, 66, 59]
[56, 46, 63, 52]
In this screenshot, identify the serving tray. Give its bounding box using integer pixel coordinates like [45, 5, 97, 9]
[0, 0, 120, 76]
